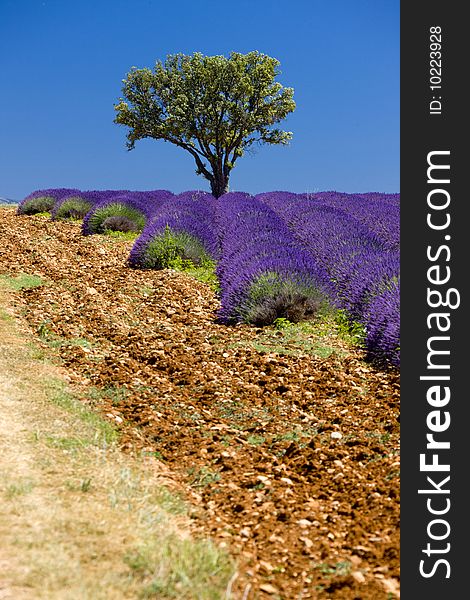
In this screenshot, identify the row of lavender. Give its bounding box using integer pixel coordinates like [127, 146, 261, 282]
[129, 190, 400, 366]
[305, 191, 400, 251]
[17, 188, 174, 232]
[257, 192, 400, 366]
[128, 191, 334, 327]
[17, 188, 400, 367]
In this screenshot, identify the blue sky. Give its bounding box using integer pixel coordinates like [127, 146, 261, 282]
[0, 0, 399, 200]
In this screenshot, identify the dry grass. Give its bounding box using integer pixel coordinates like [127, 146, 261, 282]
[0, 282, 235, 600]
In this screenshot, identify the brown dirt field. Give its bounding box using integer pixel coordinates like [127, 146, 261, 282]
[0, 282, 233, 600]
[0, 208, 400, 599]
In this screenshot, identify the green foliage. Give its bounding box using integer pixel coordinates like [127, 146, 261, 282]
[86, 385, 129, 406]
[104, 229, 139, 240]
[222, 308, 366, 359]
[334, 309, 366, 345]
[247, 272, 315, 306]
[4, 478, 35, 499]
[183, 262, 220, 292]
[247, 434, 266, 446]
[88, 203, 146, 234]
[102, 215, 140, 234]
[114, 51, 296, 197]
[273, 317, 293, 330]
[55, 197, 93, 221]
[0, 307, 13, 322]
[20, 196, 55, 215]
[142, 226, 219, 289]
[143, 226, 214, 271]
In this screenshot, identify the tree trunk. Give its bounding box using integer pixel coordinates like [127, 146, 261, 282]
[210, 174, 230, 198]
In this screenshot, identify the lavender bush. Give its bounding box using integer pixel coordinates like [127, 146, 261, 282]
[101, 215, 140, 233]
[82, 190, 173, 235]
[128, 191, 219, 268]
[51, 190, 127, 221]
[17, 188, 81, 215]
[216, 193, 332, 325]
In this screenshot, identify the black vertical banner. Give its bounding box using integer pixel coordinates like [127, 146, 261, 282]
[401, 2, 467, 598]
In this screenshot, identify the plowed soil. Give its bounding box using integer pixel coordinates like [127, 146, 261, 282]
[0, 208, 400, 599]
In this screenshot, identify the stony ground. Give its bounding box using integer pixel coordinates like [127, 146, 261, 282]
[0, 208, 400, 599]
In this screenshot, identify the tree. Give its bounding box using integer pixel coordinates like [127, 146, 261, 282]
[114, 51, 296, 198]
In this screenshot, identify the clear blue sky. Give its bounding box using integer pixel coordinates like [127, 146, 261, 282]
[0, 0, 399, 201]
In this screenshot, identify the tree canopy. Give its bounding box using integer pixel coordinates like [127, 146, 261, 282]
[114, 51, 296, 197]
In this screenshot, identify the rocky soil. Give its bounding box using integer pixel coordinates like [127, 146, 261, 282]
[0, 208, 400, 599]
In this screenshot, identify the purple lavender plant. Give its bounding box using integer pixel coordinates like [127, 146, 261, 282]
[216, 193, 332, 324]
[128, 190, 219, 268]
[307, 191, 400, 251]
[51, 190, 127, 221]
[363, 278, 400, 367]
[82, 190, 173, 235]
[17, 188, 81, 215]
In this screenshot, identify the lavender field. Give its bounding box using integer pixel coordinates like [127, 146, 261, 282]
[8, 188, 401, 599]
[17, 188, 400, 367]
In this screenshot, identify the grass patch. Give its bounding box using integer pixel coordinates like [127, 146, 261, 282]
[247, 434, 266, 446]
[104, 229, 140, 240]
[86, 385, 130, 406]
[313, 561, 353, 578]
[43, 377, 118, 446]
[65, 477, 93, 493]
[182, 261, 220, 291]
[0, 272, 45, 290]
[126, 534, 234, 600]
[231, 324, 338, 358]
[44, 434, 92, 451]
[4, 478, 35, 499]
[272, 430, 301, 443]
[36, 320, 97, 351]
[0, 307, 13, 321]
[188, 466, 221, 488]
[139, 286, 155, 297]
[268, 427, 321, 455]
[222, 308, 366, 359]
